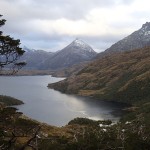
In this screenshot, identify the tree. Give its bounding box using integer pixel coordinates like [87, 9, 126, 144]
[0, 15, 26, 75]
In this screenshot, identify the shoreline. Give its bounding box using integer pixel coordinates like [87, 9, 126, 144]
[0, 77, 130, 126]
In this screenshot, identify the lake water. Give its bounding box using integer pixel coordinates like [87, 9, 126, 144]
[0, 75, 127, 126]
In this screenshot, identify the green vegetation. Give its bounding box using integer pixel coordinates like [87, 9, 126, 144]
[0, 15, 26, 75]
[46, 47, 150, 149]
[0, 92, 150, 150]
[16, 69, 52, 76]
[0, 95, 150, 149]
[0, 19, 150, 149]
[68, 117, 112, 126]
[48, 47, 150, 104]
[0, 95, 24, 106]
[1, 105, 150, 150]
[0, 47, 149, 149]
[51, 62, 88, 77]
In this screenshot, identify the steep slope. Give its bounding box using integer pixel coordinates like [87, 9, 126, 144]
[21, 47, 54, 69]
[105, 22, 150, 53]
[48, 47, 150, 104]
[41, 39, 97, 70]
[51, 61, 89, 77]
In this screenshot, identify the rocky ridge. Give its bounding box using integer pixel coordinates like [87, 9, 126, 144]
[105, 22, 150, 52]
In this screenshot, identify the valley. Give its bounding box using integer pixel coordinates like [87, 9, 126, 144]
[1, 15, 150, 149]
[21, 39, 97, 71]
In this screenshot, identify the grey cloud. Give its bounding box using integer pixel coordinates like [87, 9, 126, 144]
[3, 17, 130, 53]
[120, 0, 135, 5]
[78, 34, 126, 52]
[1, 0, 122, 21]
[23, 33, 124, 52]
[20, 33, 74, 51]
[0, 0, 147, 53]
[130, 10, 150, 20]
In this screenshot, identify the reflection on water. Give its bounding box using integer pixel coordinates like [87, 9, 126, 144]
[0, 75, 127, 126]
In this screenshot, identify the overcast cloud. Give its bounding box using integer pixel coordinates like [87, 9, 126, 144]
[1, 0, 150, 52]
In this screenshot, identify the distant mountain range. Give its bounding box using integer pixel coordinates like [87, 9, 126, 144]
[22, 22, 150, 73]
[40, 39, 97, 70]
[21, 39, 97, 70]
[22, 46, 54, 69]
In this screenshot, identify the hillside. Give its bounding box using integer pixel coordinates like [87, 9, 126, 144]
[1, 101, 150, 150]
[40, 39, 97, 70]
[0, 95, 24, 106]
[51, 61, 89, 77]
[105, 22, 150, 53]
[1, 48, 150, 149]
[21, 39, 97, 71]
[48, 47, 150, 104]
[21, 47, 54, 70]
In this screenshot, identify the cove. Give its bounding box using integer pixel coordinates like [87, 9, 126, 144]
[0, 75, 127, 126]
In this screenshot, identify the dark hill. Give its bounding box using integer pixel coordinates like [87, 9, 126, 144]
[106, 22, 150, 53]
[41, 39, 97, 70]
[48, 47, 150, 104]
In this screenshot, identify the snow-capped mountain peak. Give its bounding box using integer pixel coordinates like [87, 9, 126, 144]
[105, 22, 150, 52]
[20, 39, 97, 70]
[41, 39, 97, 70]
[141, 22, 150, 30]
[68, 38, 95, 53]
[73, 39, 86, 46]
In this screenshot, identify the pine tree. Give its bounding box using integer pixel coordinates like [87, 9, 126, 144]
[0, 15, 26, 75]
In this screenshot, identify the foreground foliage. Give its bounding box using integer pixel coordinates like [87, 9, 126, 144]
[0, 15, 26, 75]
[1, 45, 150, 149]
[0, 95, 24, 106]
[0, 99, 150, 150]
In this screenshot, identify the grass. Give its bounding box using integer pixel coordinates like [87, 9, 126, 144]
[48, 47, 150, 104]
[0, 95, 24, 106]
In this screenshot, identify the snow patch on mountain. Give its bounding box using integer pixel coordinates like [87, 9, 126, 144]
[106, 22, 150, 52]
[69, 39, 95, 53]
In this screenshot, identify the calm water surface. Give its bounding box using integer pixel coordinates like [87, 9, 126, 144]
[0, 75, 127, 126]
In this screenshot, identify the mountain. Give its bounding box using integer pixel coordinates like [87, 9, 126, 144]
[50, 61, 89, 77]
[105, 22, 150, 53]
[40, 39, 97, 70]
[21, 46, 54, 69]
[48, 46, 150, 104]
[21, 39, 97, 70]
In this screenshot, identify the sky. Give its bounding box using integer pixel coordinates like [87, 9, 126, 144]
[1, 0, 150, 52]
